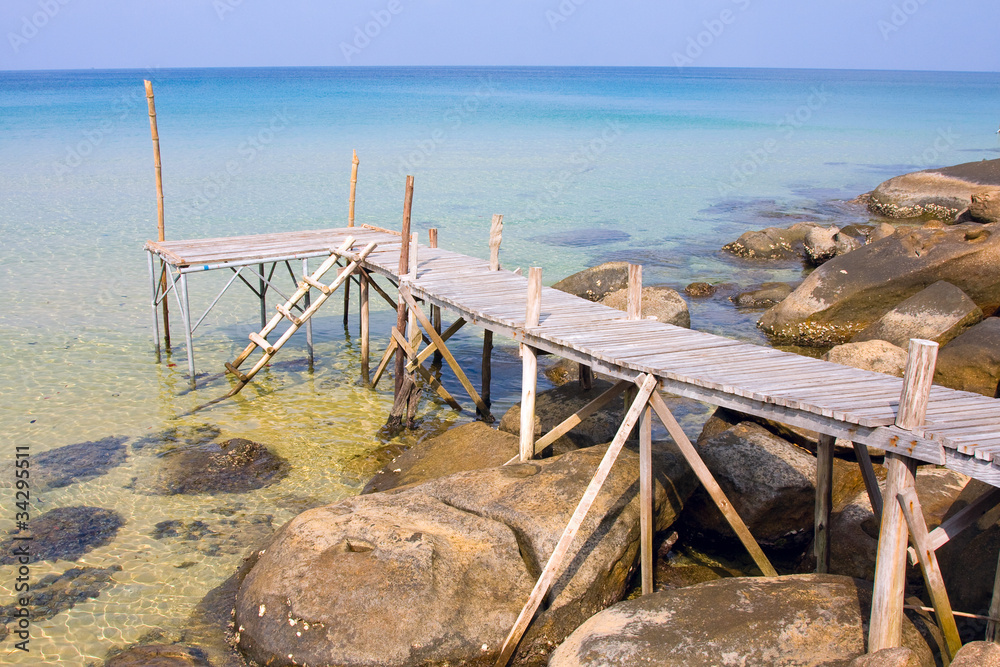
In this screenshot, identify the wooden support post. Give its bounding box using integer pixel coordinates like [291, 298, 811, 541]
[146, 250, 161, 360]
[579, 364, 593, 391]
[258, 263, 267, 330]
[428, 228, 442, 366]
[179, 272, 196, 388]
[495, 374, 659, 667]
[360, 268, 370, 384]
[854, 442, 884, 522]
[989, 551, 1000, 643]
[520, 267, 542, 462]
[627, 263, 642, 321]
[897, 487, 963, 660]
[815, 434, 834, 574]
[869, 338, 938, 654]
[302, 258, 314, 369]
[387, 176, 415, 432]
[144, 79, 170, 350]
[639, 400, 654, 595]
[481, 214, 503, 420]
[648, 391, 778, 578]
[344, 151, 359, 325]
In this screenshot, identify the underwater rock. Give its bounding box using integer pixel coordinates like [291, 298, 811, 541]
[103, 643, 213, 667]
[152, 514, 274, 558]
[0, 506, 123, 564]
[132, 424, 222, 454]
[33, 435, 128, 490]
[1, 565, 121, 627]
[536, 228, 630, 247]
[138, 438, 289, 495]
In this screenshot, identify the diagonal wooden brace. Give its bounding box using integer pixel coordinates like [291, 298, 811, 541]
[648, 390, 778, 578]
[494, 373, 659, 667]
[400, 289, 493, 422]
[533, 380, 631, 456]
[390, 326, 461, 411]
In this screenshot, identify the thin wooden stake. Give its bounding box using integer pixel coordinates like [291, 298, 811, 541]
[428, 228, 442, 365]
[391, 176, 414, 402]
[989, 550, 1000, 643]
[360, 269, 370, 384]
[639, 401, 653, 595]
[815, 433, 834, 574]
[495, 374, 659, 667]
[897, 487, 963, 661]
[481, 214, 503, 420]
[870, 338, 938, 654]
[520, 267, 542, 461]
[348, 149, 358, 227]
[144, 79, 170, 350]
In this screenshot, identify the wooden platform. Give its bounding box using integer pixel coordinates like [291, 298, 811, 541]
[147, 226, 1000, 486]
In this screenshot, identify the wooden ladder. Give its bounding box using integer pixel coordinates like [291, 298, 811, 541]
[223, 236, 378, 397]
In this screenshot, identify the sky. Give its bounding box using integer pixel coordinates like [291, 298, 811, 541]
[2, 0, 999, 72]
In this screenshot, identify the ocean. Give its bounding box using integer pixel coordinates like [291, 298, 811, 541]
[1, 66, 999, 664]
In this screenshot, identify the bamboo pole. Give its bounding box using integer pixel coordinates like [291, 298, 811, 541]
[386, 176, 415, 432]
[495, 373, 659, 667]
[869, 339, 938, 654]
[520, 267, 542, 462]
[348, 149, 358, 227]
[639, 401, 653, 595]
[814, 434, 834, 574]
[144, 80, 170, 350]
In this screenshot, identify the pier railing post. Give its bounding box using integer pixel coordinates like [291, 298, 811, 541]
[482, 214, 503, 420]
[624, 263, 643, 437]
[814, 434, 835, 573]
[520, 267, 542, 462]
[428, 228, 442, 368]
[869, 338, 938, 653]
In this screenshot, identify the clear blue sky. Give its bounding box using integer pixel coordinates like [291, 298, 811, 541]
[2, 0, 998, 72]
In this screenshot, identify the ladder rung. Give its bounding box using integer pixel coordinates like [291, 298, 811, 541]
[248, 332, 275, 354]
[301, 275, 331, 295]
[275, 304, 302, 326]
[224, 362, 249, 383]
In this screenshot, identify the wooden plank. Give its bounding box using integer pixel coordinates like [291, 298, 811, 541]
[897, 487, 963, 660]
[494, 374, 659, 667]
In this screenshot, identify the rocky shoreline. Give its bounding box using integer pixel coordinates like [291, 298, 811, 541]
[26, 159, 1000, 665]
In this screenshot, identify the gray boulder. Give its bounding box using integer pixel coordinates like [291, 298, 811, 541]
[549, 574, 936, 666]
[848, 647, 922, 667]
[363, 421, 518, 494]
[723, 222, 817, 260]
[970, 189, 1000, 223]
[951, 641, 1000, 666]
[937, 479, 1000, 620]
[552, 261, 629, 302]
[759, 222, 1000, 346]
[732, 282, 794, 309]
[934, 317, 1000, 396]
[500, 379, 623, 454]
[852, 280, 982, 348]
[805, 224, 841, 264]
[868, 159, 1000, 219]
[235, 443, 697, 667]
[871, 222, 897, 242]
[599, 285, 690, 327]
[823, 340, 908, 377]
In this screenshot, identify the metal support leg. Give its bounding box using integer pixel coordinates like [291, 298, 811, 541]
[179, 272, 196, 388]
[147, 250, 161, 361]
[302, 258, 313, 368]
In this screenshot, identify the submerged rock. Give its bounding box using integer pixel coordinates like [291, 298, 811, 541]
[599, 285, 690, 327]
[34, 435, 128, 490]
[759, 222, 1000, 346]
[722, 222, 817, 260]
[499, 379, 624, 454]
[132, 424, 222, 454]
[103, 644, 212, 667]
[852, 280, 982, 348]
[0, 506, 123, 564]
[234, 442, 697, 667]
[552, 261, 629, 302]
[0, 565, 121, 626]
[933, 317, 1000, 396]
[137, 438, 288, 495]
[685, 281, 717, 298]
[363, 421, 518, 494]
[868, 159, 1000, 219]
[732, 282, 794, 309]
[549, 574, 936, 667]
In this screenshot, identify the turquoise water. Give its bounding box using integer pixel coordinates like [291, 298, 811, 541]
[1, 66, 999, 664]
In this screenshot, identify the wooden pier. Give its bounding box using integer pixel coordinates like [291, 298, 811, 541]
[146, 221, 1000, 663]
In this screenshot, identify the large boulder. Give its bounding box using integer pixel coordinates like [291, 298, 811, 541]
[363, 421, 519, 493]
[867, 159, 1000, 219]
[235, 443, 697, 667]
[951, 641, 1000, 666]
[933, 317, 1000, 396]
[552, 262, 629, 302]
[732, 282, 794, 309]
[500, 380, 623, 454]
[804, 225, 863, 265]
[970, 189, 1000, 224]
[722, 222, 817, 260]
[823, 340, 908, 377]
[599, 285, 690, 327]
[549, 574, 936, 666]
[937, 479, 1000, 618]
[852, 280, 982, 348]
[759, 222, 1000, 346]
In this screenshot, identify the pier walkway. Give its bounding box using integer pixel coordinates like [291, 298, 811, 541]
[146, 224, 1000, 663]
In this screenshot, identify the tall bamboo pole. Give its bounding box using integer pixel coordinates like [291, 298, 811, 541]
[344, 150, 359, 325]
[385, 176, 415, 432]
[145, 80, 170, 350]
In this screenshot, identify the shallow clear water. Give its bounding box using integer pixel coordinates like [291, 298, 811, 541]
[1, 66, 999, 664]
